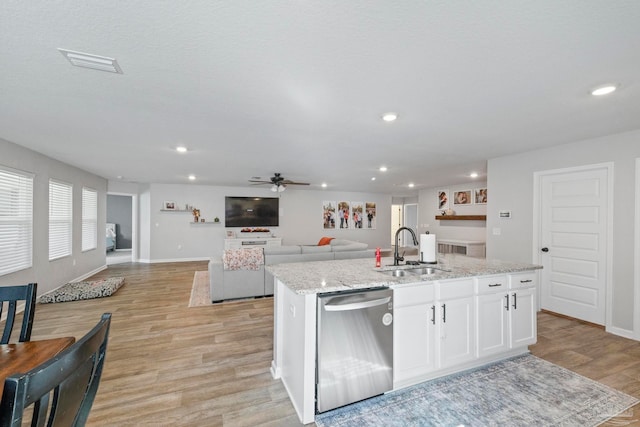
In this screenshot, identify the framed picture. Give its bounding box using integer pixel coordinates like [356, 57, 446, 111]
[351, 202, 364, 229]
[474, 188, 487, 204]
[437, 189, 449, 210]
[453, 190, 472, 205]
[337, 201, 350, 229]
[163, 201, 176, 210]
[365, 202, 376, 229]
[322, 201, 336, 229]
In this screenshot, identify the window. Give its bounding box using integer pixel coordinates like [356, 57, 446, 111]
[82, 187, 97, 251]
[0, 166, 33, 276]
[49, 180, 72, 260]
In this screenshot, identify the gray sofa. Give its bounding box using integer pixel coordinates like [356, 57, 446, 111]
[209, 239, 373, 302]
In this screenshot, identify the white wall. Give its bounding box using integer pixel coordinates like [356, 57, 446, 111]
[417, 182, 487, 242]
[0, 138, 108, 295]
[142, 184, 392, 262]
[487, 129, 640, 332]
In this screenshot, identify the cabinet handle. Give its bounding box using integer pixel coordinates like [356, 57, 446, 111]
[442, 304, 446, 323]
[520, 279, 532, 283]
[505, 294, 509, 311]
[513, 292, 517, 310]
[430, 305, 436, 325]
[488, 283, 502, 287]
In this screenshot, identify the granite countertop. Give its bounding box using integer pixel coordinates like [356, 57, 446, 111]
[266, 254, 542, 295]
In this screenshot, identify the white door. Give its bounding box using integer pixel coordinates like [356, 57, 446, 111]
[391, 204, 403, 246]
[538, 166, 610, 325]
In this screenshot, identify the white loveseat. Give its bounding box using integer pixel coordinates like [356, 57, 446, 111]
[208, 239, 373, 302]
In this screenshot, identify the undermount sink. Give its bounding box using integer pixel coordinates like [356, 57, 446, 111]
[378, 266, 446, 277]
[409, 267, 441, 275]
[379, 269, 411, 277]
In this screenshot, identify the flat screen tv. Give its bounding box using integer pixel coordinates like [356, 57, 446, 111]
[225, 197, 279, 227]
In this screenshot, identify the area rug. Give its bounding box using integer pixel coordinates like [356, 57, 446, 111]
[188, 271, 210, 307]
[315, 354, 638, 427]
[38, 277, 125, 304]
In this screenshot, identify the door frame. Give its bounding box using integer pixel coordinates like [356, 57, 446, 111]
[532, 162, 614, 331]
[634, 158, 640, 339]
[106, 192, 138, 263]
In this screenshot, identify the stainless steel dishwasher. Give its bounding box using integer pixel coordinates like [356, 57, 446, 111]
[316, 287, 393, 413]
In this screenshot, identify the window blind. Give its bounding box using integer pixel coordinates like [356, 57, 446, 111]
[82, 187, 97, 251]
[0, 167, 33, 276]
[49, 180, 72, 260]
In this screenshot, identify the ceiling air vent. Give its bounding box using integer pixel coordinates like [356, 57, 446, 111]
[58, 48, 123, 74]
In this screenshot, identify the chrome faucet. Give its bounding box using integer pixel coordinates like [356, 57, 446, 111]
[394, 227, 419, 266]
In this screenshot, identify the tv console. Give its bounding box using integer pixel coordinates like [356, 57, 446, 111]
[224, 237, 282, 250]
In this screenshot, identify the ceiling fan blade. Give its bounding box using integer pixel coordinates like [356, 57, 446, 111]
[248, 180, 272, 184]
[281, 180, 310, 185]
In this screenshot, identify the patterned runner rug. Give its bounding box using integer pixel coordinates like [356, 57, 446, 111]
[188, 271, 210, 307]
[315, 354, 638, 427]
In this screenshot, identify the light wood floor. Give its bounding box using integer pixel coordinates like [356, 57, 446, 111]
[26, 262, 640, 426]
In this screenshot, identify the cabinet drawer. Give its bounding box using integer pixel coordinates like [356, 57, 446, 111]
[394, 284, 435, 307]
[475, 275, 508, 294]
[509, 271, 537, 289]
[437, 278, 474, 300]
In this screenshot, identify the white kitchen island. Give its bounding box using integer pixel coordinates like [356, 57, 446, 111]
[267, 254, 542, 425]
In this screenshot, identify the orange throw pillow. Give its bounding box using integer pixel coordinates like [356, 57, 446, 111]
[317, 237, 334, 246]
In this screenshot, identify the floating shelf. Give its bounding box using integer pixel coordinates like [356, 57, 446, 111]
[190, 222, 221, 225]
[435, 215, 486, 221]
[160, 209, 191, 212]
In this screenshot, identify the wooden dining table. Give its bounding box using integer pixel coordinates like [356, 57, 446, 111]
[0, 337, 75, 399]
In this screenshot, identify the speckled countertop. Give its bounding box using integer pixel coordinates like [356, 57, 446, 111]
[265, 254, 542, 295]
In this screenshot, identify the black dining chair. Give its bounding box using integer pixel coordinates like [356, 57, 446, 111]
[0, 282, 37, 344]
[0, 313, 112, 427]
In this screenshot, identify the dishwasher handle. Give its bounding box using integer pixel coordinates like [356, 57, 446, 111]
[323, 295, 391, 312]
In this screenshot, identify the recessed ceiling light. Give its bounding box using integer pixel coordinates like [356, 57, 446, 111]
[321, 183, 327, 188]
[382, 112, 398, 122]
[470, 172, 479, 178]
[188, 175, 196, 181]
[371, 177, 376, 181]
[379, 166, 388, 172]
[591, 85, 617, 96]
[176, 146, 188, 153]
[58, 48, 123, 74]
[408, 183, 415, 188]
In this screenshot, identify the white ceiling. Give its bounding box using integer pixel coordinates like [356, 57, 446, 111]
[1, 1, 639, 195]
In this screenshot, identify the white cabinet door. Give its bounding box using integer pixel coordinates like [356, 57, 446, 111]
[476, 292, 509, 358]
[509, 288, 537, 348]
[394, 303, 436, 384]
[438, 296, 476, 369]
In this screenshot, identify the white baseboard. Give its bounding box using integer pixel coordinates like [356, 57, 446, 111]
[146, 257, 211, 264]
[607, 325, 636, 340]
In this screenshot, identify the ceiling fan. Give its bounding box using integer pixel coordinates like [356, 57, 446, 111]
[249, 173, 310, 192]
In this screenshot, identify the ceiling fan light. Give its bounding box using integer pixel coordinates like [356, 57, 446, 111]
[591, 85, 617, 96]
[278, 185, 286, 192]
[270, 185, 278, 192]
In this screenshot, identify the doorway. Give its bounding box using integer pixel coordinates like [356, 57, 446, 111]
[534, 163, 613, 326]
[391, 204, 403, 247]
[106, 193, 137, 265]
[391, 203, 418, 251]
[403, 203, 418, 245]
